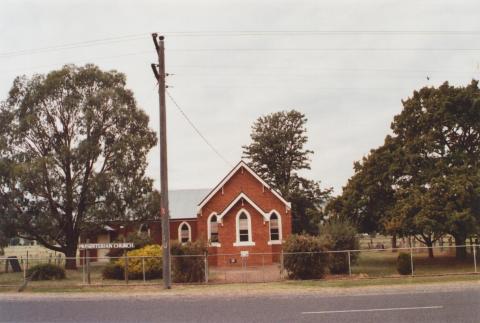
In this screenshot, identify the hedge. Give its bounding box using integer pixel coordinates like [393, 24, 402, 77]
[283, 234, 330, 279]
[397, 252, 412, 275]
[26, 263, 66, 281]
[319, 218, 360, 274]
[102, 244, 162, 280]
[171, 240, 207, 283]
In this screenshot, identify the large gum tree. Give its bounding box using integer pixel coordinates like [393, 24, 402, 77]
[0, 64, 157, 269]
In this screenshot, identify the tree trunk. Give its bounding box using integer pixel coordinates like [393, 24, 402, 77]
[391, 234, 397, 251]
[426, 240, 434, 259]
[64, 244, 78, 270]
[454, 236, 467, 260]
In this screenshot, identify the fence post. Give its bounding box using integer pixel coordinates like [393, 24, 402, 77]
[82, 254, 85, 284]
[204, 252, 209, 283]
[348, 251, 352, 277]
[223, 254, 227, 282]
[410, 247, 414, 277]
[262, 254, 265, 283]
[124, 250, 129, 285]
[473, 245, 477, 273]
[142, 257, 146, 283]
[23, 257, 26, 283]
[26, 251, 29, 273]
[86, 243, 91, 285]
[280, 251, 284, 279]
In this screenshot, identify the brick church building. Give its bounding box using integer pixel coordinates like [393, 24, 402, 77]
[88, 161, 292, 265]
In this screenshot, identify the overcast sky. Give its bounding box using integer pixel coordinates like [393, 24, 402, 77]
[1, 0, 480, 194]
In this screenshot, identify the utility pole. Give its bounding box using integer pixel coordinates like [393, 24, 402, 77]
[151, 33, 171, 289]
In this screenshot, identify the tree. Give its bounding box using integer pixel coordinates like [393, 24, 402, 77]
[390, 81, 480, 258]
[243, 110, 331, 233]
[0, 64, 157, 268]
[329, 81, 480, 259]
[326, 136, 398, 235]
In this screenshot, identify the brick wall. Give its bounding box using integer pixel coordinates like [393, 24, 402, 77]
[197, 165, 292, 265]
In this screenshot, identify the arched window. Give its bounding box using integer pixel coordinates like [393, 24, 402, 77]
[269, 213, 280, 241]
[138, 223, 150, 237]
[233, 209, 255, 247]
[178, 222, 191, 243]
[238, 213, 249, 242]
[209, 214, 219, 243]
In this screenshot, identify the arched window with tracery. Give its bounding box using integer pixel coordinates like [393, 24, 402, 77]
[269, 213, 280, 241]
[178, 222, 191, 243]
[209, 214, 219, 243]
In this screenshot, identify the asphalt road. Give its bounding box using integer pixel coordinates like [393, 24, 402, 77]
[1, 287, 479, 323]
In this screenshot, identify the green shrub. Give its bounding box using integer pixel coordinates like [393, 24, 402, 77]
[106, 232, 155, 258]
[102, 262, 124, 280]
[283, 234, 330, 279]
[27, 263, 66, 281]
[171, 240, 207, 283]
[319, 218, 360, 274]
[397, 252, 412, 275]
[118, 244, 162, 280]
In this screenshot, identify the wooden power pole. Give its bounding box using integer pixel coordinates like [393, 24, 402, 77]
[151, 33, 171, 289]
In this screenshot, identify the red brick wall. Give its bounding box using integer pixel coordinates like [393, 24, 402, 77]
[169, 219, 198, 243]
[197, 165, 292, 265]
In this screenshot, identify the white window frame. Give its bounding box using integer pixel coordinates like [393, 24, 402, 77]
[178, 221, 192, 243]
[234, 209, 255, 247]
[268, 211, 282, 245]
[207, 212, 221, 247]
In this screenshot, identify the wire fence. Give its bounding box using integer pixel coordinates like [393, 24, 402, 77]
[1, 245, 479, 288]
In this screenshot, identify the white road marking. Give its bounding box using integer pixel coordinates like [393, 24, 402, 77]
[302, 305, 443, 314]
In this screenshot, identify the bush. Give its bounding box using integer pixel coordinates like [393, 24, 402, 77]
[171, 240, 207, 283]
[106, 232, 155, 258]
[319, 218, 360, 274]
[120, 244, 162, 280]
[27, 263, 66, 281]
[397, 252, 412, 275]
[283, 234, 330, 279]
[102, 262, 124, 280]
[103, 244, 162, 280]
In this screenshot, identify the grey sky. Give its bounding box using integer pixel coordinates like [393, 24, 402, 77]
[1, 0, 480, 194]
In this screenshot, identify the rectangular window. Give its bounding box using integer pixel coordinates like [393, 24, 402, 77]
[270, 228, 279, 241]
[239, 230, 249, 242]
[270, 216, 280, 241]
[181, 233, 189, 243]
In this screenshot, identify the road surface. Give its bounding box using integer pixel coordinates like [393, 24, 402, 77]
[1, 287, 479, 322]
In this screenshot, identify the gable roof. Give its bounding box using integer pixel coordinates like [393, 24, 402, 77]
[169, 189, 211, 219]
[197, 160, 291, 210]
[217, 192, 273, 221]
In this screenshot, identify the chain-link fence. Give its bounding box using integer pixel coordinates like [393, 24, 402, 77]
[1, 245, 479, 289]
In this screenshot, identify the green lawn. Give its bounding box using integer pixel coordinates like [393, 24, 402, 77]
[351, 249, 477, 277]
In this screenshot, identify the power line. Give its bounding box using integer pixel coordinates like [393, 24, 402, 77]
[158, 30, 480, 36]
[0, 50, 152, 73]
[2, 29, 480, 58]
[167, 47, 480, 52]
[0, 34, 146, 58]
[165, 89, 232, 167]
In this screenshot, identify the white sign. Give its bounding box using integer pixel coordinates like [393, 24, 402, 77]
[78, 242, 135, 249]
[240, 251, 249, 258]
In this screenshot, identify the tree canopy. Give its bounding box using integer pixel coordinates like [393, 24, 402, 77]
[0, 64, 158, 268]
[243, 110, 331, 233]
[328, 81, 480, 258]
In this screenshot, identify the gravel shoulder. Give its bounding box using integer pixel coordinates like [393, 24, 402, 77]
[0, 279, 479, 301]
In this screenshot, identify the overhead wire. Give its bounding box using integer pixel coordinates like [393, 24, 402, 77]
[165, 89, 233, 167]
[2, 29, 480, 58]
[0, 33, 147, 58]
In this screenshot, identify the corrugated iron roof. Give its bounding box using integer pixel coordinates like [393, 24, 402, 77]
[168, 189, 211, 219]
